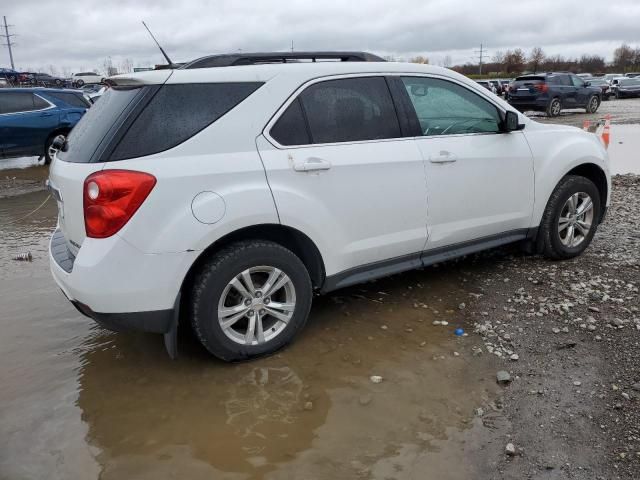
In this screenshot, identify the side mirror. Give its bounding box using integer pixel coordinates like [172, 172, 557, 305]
[504, 111, 523, 132]
[52, 134, 68, 152]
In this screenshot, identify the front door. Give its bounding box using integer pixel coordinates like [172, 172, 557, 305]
[257, 75, 429, 277]
[399, 75, 534, 250]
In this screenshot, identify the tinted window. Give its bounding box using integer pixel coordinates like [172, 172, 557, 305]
[401, 77, 501, 136]
[110, 82, 262, 161]
[58, 87, 143, 163]
[33, 95, 50, 109]
[570, 76, 584, 87]
[0, 92, 39, 114]
[299, 77, 401, 144]
[46, 92, 90, 108]
[556, 75, 571, 86]
[270, 98, 310, 146]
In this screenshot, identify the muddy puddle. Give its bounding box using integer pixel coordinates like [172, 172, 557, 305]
[0, 191, 506, 479]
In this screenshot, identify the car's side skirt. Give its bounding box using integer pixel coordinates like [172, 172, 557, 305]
[321, 228, 533, 293]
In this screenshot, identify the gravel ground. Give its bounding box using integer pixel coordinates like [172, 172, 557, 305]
[455, 175, 640, 479]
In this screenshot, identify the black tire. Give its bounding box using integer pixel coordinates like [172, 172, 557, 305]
[76, 79, 84, 87]
[44, 131, 67, 165]
[586, 95, 600, 113]
[191, 240, 313, 361]
[538, 175, 601, 260]
[55, 79, 62, 87]
[546, 97, 562, 117]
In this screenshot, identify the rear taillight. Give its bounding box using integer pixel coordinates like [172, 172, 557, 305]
[534, 83, 549, 93]
[83, 170, 156, 238]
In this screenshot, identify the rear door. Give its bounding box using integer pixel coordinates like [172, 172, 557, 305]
[258, 75, 429, 276]
[557, 74, 577, 107]
[0, 91, 59, 157]
[398, 75, 534, 250]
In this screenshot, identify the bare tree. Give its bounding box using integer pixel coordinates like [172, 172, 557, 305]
[102, 56, 118, 76]
[503, 49, 526, 74]
[578, 54, 605, 73]
[61, 66, 72, 78]
[410, 55, 429, 64]
[48, 64, 59, 76]
[528, 47, 545, 73]
[614, 43, 635, 71]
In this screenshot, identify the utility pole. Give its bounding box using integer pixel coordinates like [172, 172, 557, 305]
[1, 16, 16, 69]
[473, 43, 490, 76]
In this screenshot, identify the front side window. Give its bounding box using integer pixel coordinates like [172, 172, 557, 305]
[297, 77, 401, 144]
[401, 77, 501, 136]
[570, 76, 584, 88]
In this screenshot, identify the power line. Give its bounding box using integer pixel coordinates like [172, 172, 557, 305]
[473, 43, 490, 75]
[1, 16, 16, 69]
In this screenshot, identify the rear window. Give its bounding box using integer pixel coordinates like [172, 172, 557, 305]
[58, 87, 143, 163]
[270, 98, 311, 146]
[109, 82, 262, 161]
[59, 82, 262, 163]
[46, 91, 90, 108]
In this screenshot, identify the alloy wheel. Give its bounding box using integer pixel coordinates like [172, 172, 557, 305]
[558, 192, 594, 248]
[217, 266, 296, 345]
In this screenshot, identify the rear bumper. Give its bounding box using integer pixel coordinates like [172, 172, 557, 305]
[70, 299, 174, 334]
[507, 97, 549, 110]
[49, 228, 197, 333]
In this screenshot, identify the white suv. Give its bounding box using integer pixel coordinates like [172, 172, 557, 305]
[48, 52, 611, 361]
[71, 72, 104, 87]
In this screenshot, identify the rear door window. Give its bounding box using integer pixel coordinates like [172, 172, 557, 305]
[270, 98, 311, 146]
[298, 77, 401, 144]
[0, 92, 39, 114]
[109, 82, 263, 160]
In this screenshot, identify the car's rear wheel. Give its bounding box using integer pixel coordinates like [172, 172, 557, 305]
[76, 79, 84, 87]
[190, 240, 313, 361]
[44, 132, 67, 165]
[546, 98, 562, 117]
[586, 95, 600, 113]
[539, 175, 601, 260]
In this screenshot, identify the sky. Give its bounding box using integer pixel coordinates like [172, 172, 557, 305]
[2, 0, 639, 74]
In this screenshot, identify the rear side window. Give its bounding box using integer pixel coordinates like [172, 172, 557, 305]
[298, 77, 401, 144]
[270, 98, 310, 146]
[110, 82, 262, 160]
[0, 92, 40, 114]
[46, 92, 90, 108]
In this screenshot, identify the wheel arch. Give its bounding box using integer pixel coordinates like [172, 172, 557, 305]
[564, 162, 608, 222]
[180, 224, 326, 304]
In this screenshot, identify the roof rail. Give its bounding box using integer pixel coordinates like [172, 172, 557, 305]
[181, 51, 386, 69]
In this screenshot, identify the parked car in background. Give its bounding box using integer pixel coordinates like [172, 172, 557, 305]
[30, 73, 68, 87]
[0, 78, 9, 88]
[586, 78, 612, 100]
[71, 72, 104, 87]
[577, 73, 592, 79]
[507, 72, 601, 116]
[476, 80, 496, 93]
[47, 53, 610, 361]
[613, 77, 640, 98]
[603, 73, 623, 84]
[488, 79, 503, 95]
[0, 67, 20, 84]
[500, 79, 511, 95]
[624, 73, 640, 78]
[0, 88, 89, 164]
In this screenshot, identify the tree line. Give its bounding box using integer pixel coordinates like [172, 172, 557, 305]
[449, 43, 640, 77]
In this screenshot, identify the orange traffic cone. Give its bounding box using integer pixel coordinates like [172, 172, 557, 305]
[601, 117, 610, 149]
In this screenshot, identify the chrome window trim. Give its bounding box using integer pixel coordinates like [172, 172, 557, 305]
[0, 92, 56, 116]
[263, 71, 511, 149]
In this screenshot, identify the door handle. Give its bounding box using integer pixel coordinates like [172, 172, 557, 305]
[429, 151, 457, 164]
[293, 157, 332, 172]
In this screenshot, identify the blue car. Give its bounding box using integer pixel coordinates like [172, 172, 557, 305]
[0, 88, 90, 164]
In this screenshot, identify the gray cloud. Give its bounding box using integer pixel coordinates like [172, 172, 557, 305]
[2, 0, 639, 73]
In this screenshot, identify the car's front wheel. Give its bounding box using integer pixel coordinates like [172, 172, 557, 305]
[539, 175, 601, 260]
[76, 79, 84, 87]
[586, 95, 600, 113]
[546, 98, 562, 117]
[190, 240, 313, 361]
